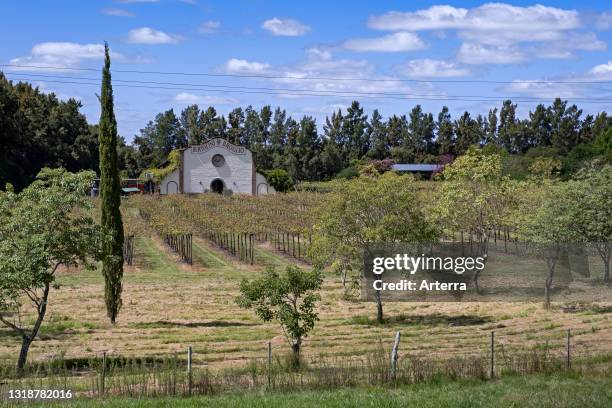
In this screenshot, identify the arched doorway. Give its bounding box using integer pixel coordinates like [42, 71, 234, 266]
[166, 181, 178, 194]
[210, 178, 224, 194]
[257, 183, 269, 196]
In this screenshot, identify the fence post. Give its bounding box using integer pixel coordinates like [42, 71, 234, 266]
[187, 346, 193, 396]
[250, 234, 254, 265]
[490, 331, 495, 379]
[101, 351, 106, 396]
[267, 341, 272, 388]
[566, 329, 571, 369]
[390, 331, 401, 381]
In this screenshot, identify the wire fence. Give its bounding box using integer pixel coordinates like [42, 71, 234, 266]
[0, 328, 608, 400]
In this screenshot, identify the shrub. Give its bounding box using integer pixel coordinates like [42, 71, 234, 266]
[264, 169, 294, 192]
[336, 167, 359, 179]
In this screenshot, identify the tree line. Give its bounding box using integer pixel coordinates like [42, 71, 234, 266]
[0, 73, 133, 191]
[1, 71, 610, 190]
[127, 100, 610, 181]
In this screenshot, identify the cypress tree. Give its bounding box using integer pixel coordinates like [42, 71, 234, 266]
[99, 43, 124, 323]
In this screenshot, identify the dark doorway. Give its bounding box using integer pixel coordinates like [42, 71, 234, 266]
[210, 179, 224, 194]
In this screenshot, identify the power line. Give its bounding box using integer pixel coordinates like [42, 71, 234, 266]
[8, 72, 612, 103]
[6, 74, 612, 104]
[3, 63, 612, 85]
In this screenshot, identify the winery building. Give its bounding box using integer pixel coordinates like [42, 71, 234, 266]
[157, 138, 274, 196]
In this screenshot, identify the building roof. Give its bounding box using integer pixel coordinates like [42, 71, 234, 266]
[392, 164, 441, 172]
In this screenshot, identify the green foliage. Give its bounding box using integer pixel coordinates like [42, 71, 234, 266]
[311, 172, 437, 321]
[435, 147, 516, 240]
[514, 179, 583, 307]
[563, 128, 612, 175]
[0, 73, 98, 191]
[140, 149, 181, 183]
[514, 165, 612, 252]
[0, 168, 103, 369]
[236, 266, 322, 359]
[499, 147, 560, 180]
[358, 163, 380, 178]
[1, 77, 609, 189]
[98, 44, 124, 324]
[562, 165, 612, 281]
[516, 181, 578, 245]
[528, 157, 562, 180]
[569, 165, 612, 242]
[264, 169, 294, 193]
[335, 166, 359, 179]
[593, 127, 612, 159]
[313, 172, 437, 256]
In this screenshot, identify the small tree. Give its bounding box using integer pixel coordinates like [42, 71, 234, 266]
[563, 165, 612, 282]
[98, 43, 124, 323]
[310, 172, 437, 323]
[264, 169, 294, 192]
[516, 181, 578, 308]
[435, 148, 516, 292]
[0, 169, 103, 371]
[236, 266, 322, 367]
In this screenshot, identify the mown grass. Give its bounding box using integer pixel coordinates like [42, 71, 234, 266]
[16, 371, 612, 408]
[0, 202, 610, 372]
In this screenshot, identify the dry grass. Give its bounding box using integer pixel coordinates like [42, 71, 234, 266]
[0, 209, 610, 372]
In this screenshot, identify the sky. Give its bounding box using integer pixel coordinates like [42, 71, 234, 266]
[1, 0, 612, 141]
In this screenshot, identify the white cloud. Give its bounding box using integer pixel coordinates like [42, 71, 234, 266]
[101, 8, 134, 17]
[504, 60, 612, 99]
[367, 3, 604, 65]
[272, 49, 428, 97]
[458, 28, 563, 45]
[261, 18, 310, 36]
[401, 59, 470, 78]
[536, 49, 574, 60]
[225, 58, 271, 73]
[127, 27, 183, 44]
[458, 43, 526, 65]
[198, 20, 220, 34]
[342, 32, 426, 52]
[506, 80, 582, 99]
[589, 61, 612, 78]
[9, 42, 125, 71]
[368, 3, 580, 33]
[305, 47, 332, 61]
[596, 12, 612, 29]
[173, 92, 236, 105]
[526, 32, 607, 60]
[554, 32, 607, 51]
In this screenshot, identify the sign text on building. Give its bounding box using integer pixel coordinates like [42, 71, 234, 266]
[191, 139, 246, 155]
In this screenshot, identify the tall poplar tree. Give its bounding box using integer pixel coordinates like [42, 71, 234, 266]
[99, 43, 124, 324]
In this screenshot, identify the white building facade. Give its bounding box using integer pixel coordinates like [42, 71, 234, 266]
[159, 138, 274, 196]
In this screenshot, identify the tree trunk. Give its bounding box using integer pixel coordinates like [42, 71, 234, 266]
[375, 290, 384, 324]
[16, 283, 50, 373]
[474, 233, 488, 294]
[291, 340, 301, 369]
[17, 336, 33, 372]
[599, 245, 611, 283]
[544, 256, 557, 310]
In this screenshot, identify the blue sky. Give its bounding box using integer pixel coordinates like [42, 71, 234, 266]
[1, 0, 611, 141]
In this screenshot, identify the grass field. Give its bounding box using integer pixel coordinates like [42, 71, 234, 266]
[0, 200, 611, 373]
[16, 372, 612, 408]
